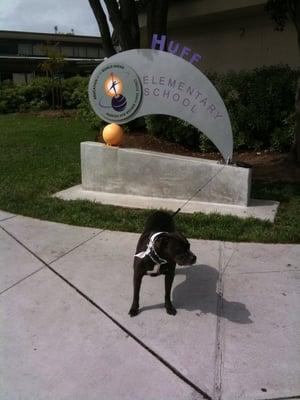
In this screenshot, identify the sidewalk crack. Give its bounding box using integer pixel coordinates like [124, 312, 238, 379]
[0, 215, 17, 223]
[258, 396, 300, 400]
[49, 229, 106, 264]
[213, 242, 235, 400]
[0, 266, 45, 295]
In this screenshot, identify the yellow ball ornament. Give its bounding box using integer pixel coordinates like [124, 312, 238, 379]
[102, 123, 124, 146]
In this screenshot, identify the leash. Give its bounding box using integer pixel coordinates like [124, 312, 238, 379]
[171, 163, 227, 217]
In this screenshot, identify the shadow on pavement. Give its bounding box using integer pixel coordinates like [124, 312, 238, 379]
[141, 265, 252, 324]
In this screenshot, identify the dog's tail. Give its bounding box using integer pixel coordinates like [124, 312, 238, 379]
[144, 211, 175, 233]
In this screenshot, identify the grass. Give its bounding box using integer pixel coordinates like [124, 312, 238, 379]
[0, 113, 299, 243]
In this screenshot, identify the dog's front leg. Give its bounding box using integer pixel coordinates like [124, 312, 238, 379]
[164, 266, 177, 315]
[129, 267, 144, 317]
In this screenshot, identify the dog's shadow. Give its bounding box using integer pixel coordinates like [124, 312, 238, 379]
[141, 265, 252, 324]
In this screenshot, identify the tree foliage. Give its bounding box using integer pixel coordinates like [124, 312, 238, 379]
[39, 45, 65, 109]
[266, 0, 300, 163]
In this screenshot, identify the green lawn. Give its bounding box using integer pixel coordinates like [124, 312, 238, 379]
[0, 113, 299, 243]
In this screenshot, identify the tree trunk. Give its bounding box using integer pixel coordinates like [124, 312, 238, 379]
[89, 0, 168, 54]
[119, 0, 140, 48]
[103, 0, 140, 51]
[88, 0, 116, 57]
[147, 0, 169, 47]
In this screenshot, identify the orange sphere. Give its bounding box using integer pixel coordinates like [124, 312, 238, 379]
[102, 123, 124, 146]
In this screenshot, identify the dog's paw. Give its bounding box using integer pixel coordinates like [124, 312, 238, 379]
[129, 308, 139, 317]
[166, 306, 177, 316]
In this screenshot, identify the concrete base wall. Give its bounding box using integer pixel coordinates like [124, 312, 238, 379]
[81, 142, 252, 206]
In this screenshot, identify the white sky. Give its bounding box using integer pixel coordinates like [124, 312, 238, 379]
[0, 0, 104, 36]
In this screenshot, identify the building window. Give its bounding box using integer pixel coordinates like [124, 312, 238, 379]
[18, 43, 33, 56]
[87, 47, 99, 58]
[61, 46, 74, 57]
[13, 73, 27, 84]
[74, 46, 87, 58]
[0, 43, 18, 55]
[0, 72, 13, 83]
[79, 47, 87, 57]
[33, 44, 46, 56]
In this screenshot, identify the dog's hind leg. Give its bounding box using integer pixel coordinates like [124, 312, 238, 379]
[164, 265, 177, 315]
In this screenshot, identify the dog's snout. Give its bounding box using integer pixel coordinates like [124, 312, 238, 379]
[191, 253, 197, 264]
[175, 250, 197, 266]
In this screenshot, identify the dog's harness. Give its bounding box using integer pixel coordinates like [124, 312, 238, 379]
[134, 232, 168, 275]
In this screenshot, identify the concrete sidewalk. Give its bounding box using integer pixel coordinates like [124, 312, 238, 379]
[0, 210, 299, 400]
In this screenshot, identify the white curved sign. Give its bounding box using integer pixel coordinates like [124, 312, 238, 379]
[89, 49, 233, 162]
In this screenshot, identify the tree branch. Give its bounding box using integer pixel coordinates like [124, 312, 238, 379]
[88, 0, 116, 57]
[103, 0, 132, 50]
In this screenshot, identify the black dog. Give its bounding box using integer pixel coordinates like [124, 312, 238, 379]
[129, 211, 197, 317]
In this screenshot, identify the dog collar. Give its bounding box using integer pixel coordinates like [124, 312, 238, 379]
[134, 232, 168, 267]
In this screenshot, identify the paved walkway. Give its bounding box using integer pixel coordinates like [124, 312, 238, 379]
[0, 209, 299, 400]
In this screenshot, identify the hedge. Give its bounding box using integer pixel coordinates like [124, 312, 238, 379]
[145, 65, 298, 152]
[0, 64, 298, 152]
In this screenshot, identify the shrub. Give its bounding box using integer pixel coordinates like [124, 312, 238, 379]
[211, 65, 298, 151]
[19, 77, 53, 109]
[270, 113, 295, 151]
[145, 65, 298, 153]
[62, 76, 89, 108]
[0, 65, 298, 153]
[144, 115, 215, 152]
[0, 84, 26, 113]
[0, 77, 54, 112]
[76, 90, 102, 130]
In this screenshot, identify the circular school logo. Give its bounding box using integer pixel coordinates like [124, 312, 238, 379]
[88, 63, 142, 123]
